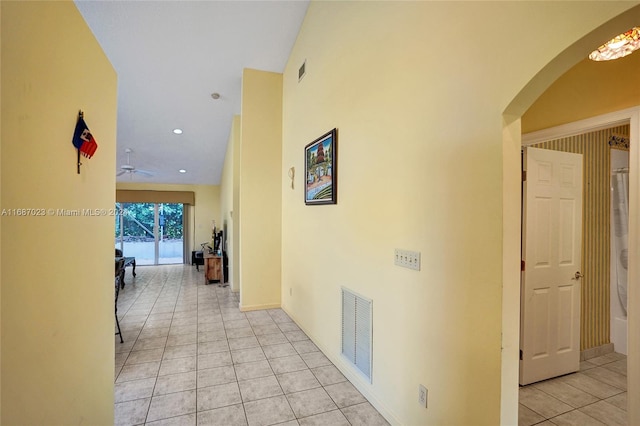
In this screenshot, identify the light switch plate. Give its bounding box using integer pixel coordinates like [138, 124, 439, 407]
[395, 249, 421, 271]
[419, 384, 428, 408]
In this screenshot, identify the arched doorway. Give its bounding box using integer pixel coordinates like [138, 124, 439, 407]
[502, 6, 640, 424]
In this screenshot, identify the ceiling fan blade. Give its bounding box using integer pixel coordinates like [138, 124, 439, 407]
[116, 170, 127, 176]
[134, 169, 154, 176]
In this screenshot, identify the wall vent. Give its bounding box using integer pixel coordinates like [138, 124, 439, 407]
[341, 287, 372, 382]
[298, 60, 306, 82]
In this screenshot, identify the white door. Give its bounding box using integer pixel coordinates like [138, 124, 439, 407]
[520, 147, 583, 385]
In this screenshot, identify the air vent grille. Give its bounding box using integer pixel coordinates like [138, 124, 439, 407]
[341, 287, 372, 382]
[298, 60, 306, 81]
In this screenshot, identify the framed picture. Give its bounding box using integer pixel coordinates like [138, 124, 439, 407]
[305, 128, 337, 205]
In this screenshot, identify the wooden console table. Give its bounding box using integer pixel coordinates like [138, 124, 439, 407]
[204, 252, 222, 284]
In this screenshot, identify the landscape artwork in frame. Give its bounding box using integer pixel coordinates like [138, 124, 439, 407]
[305, 128, 337, 205]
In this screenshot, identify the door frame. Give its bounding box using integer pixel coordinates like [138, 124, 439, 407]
[518, 105, 640, 420]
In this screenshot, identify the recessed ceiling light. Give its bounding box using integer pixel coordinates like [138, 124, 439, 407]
[589, 27, 640, 61]
[173, 128, 183, 134]
[179, 169, 187, 173]
[211, 92, 220, 100]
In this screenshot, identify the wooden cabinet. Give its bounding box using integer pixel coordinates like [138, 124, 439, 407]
[204, 253, 222, 284]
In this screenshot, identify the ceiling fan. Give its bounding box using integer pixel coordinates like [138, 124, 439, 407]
[117, 148, 153, 177]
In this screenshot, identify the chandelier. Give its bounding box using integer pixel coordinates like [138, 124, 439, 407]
[589, 27, 640, 61]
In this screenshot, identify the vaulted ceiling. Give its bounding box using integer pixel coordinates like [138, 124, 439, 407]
[75, 1, 309, 185]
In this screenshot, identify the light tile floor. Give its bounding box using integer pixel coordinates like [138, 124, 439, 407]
[115, 265, 390, 426]
[519, 353, 627, 425]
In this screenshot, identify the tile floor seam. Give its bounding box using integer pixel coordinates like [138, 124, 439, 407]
[519, 357, 628, 425]
[117, 265, 388, 426]
[277, 370, 300, 423]
[143, 272, 170, 426]
[532, 382, 590, 410]
[225, 293, 253, 426]
[544, 407, 603, 425]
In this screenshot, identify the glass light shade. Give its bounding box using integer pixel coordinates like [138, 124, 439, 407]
[589, 27, 640, 61]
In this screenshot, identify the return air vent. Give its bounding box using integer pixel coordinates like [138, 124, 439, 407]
[298, 60, 306, 81]
[341, 287, 372, 382]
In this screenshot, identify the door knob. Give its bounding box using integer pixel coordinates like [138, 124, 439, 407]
[573, 271, 584, 280]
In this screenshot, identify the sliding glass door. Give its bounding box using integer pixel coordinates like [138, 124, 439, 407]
[115, 202, 184, 265]
[157, 203, 183, 264]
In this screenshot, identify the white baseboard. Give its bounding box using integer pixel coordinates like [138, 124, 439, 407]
[281, 305, 400, 426]
[239, 302, 280, 312]
[580, 343, 614, 361]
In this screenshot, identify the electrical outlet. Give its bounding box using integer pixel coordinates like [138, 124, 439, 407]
[394, 249, 421, 270]
[289, 287, 292, 296]
[419, 384, 428, 408]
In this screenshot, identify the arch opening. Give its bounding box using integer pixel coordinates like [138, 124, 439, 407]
[502, 5, 640, 424]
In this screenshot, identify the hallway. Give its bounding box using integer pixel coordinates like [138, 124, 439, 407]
[114, 265, 389, 425]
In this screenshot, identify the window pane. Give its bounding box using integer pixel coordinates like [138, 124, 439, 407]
[158, 203, 183, 264]
[120, 202, 155, 265]
[114, 202, 184, 265]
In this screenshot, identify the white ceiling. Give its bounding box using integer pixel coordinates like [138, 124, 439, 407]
[75, 0, 309, 185]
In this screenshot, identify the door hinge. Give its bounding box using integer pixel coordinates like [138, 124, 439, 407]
[522, 170, 527, 181]
[519, 349, 523, 360]
[521, 260, 525, 271]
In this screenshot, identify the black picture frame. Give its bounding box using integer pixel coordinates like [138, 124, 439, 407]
[304, 128, 337, 205]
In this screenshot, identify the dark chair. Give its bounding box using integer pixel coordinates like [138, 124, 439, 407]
[115, 248, 136, 288]
[192, 250, 204, 271]
[115, 258, 125, 343]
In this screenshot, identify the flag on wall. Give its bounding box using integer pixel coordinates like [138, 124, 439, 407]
[72, 115, 98, 158]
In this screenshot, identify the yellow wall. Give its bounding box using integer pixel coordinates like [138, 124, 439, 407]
[239, 69, 282, 310]
[523, 53, 640, 133]
[220, 116, 240, 291]
[1, 1, 117, 423]
[280, 2, 637, 425]
[116, 183, 220, 253]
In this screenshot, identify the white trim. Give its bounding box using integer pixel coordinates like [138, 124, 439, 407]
[281, 304, 399, 425]
[627, 108, 640, 424]
[522, 106, 640, 146]
[239, 302, 281, 312]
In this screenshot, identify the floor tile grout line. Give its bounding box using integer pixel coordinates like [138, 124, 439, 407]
[529, 367, 627, 401]
[141, 268, 174, 425]
[191, 270, 197, 400]
[520, 360, 628, 424]
[195, 268, 204, 425]
[521, 394, 618, 423]
[128, 267, 181, 424]
[531, 381, 602, 410]
[115, 266, 385, 425]
[116, 267, 160, 375]
[213, 284, 251, 426]
[543, 400, 620, 425]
